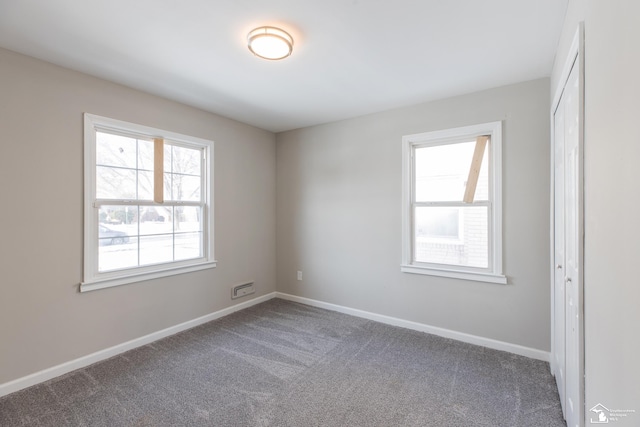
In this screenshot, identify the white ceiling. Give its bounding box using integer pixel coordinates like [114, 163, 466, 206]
[0, 1, 567, 133]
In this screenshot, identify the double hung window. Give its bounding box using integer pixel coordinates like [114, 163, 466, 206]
[401, 121, 505, 284]
[82, 114, 215, 291]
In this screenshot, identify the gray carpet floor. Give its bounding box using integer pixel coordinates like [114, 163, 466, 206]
[0, 298, 566, 426]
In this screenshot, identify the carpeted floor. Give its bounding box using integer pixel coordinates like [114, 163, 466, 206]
[0, 298, 566, 426]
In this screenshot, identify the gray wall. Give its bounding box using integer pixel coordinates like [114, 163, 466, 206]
[276, 79, 551, 352]
[552, 0, 640, 422]
[0, 48, 277, 384]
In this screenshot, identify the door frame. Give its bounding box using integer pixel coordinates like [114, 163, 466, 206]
[550, 22, 585, 427]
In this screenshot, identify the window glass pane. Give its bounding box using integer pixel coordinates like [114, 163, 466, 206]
[137, 170, 154, 201]
[172, 145, 201, 176]
[163, 172, 172, 200]
[474, 147, 490, 201]
[175, 232, 202, 261]
[415, 140, 488, 202]
[99, 236, 139, 272]
[139, 206, 173, 236]
[99, 205, 137, 228]
[164, 144, 172, 172]
[96, 132, 137, 169]
[98, 205, 137, 272]
[417, 207, 460, 239]
[414, 206, 488, 268]
[171, 174, 201, 201]
[138, 139, 154, 172]
[140, 235, 173, 266]
[175, 206, 202, 233]
[96, 166, 137, 199]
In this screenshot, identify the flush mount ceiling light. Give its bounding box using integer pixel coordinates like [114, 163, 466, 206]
[247, 26, 294, 60]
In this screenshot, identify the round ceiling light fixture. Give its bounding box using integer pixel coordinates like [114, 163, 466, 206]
[247, 26, 294, 60]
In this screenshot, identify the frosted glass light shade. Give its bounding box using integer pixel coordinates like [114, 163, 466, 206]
[247, 26, 293, 60]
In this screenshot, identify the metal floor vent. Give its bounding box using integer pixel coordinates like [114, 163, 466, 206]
[231, 282, 255, 299]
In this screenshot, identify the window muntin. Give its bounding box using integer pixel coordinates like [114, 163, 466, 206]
[401, 122, 505, 284]
[83, 114, 215, 292]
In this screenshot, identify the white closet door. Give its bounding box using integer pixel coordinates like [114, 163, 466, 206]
[563, 56, 583, 427]
[552, 91, 566, 418]
[551, 24, 584, 427]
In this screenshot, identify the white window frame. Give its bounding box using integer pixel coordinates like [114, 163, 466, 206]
[401, 121, 506, 284]
[81, 114, 216, 292]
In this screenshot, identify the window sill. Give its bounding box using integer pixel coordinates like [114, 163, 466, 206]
[400, 264, 507, 284]
[80, 261, 217, 292]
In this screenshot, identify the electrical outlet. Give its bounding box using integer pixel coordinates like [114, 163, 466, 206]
[297, 271, 303, 281]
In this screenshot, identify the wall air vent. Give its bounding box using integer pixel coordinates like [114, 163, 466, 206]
[231, 282, 255, 299]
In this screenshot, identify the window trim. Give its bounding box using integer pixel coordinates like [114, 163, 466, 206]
[81, 114, 216, 292]
[401, 121, 506, 284]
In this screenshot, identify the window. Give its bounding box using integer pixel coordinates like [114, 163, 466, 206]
[82, 114, 215, 292]
[401, 121, 506, 284]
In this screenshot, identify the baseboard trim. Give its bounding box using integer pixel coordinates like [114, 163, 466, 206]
[1, 290, 549, 398]
[276, 292, 550, 362]
[0, 292, 277, 398]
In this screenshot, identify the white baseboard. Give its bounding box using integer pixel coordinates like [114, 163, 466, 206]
[0, 292, 277, 398]
[276, 292, 550, 362]
[1, 290, 549, 398]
